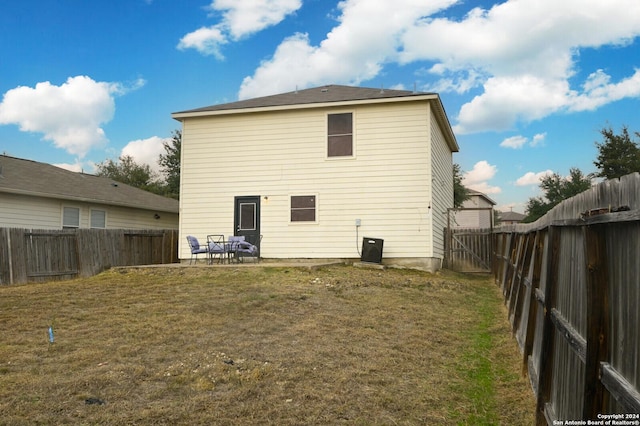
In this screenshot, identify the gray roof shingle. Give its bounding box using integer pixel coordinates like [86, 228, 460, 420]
[174, 84, 436, 114]
[0, 155, 178, 213]
[499, 211, 526, 222]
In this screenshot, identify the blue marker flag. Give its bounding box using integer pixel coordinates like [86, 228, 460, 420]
[48, 326, 54, 343]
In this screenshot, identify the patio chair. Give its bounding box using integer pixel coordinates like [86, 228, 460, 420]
[207, 234, 229, 264]
[186, 235, 209, 264]
[228, 235, 259, 263]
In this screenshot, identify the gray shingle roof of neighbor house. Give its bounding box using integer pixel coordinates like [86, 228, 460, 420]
[0, 155, 179, 213]
[499, 211, 526, 222]
[172, 84, 459, 152]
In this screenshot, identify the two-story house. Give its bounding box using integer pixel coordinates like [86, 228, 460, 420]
[172, 85, 459, 271]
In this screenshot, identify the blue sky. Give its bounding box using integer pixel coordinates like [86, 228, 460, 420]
[1, 0, 640, 213]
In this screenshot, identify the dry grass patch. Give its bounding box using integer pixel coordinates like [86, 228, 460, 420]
[0, 265, 534, 424]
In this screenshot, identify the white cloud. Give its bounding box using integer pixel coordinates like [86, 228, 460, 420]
[500, 132, 547, 149]
[424, 68, 486, 94]
[121, 136, 169, 175]
[177, 26, 227, 59]
[531, 133, 546, 147]
[0, 76, 145, 158]
[54, 162, 83, 173]
[453, 74, 569, 133]
[515, 170, 554, 186]
[178, 0, 302, 58]
[399, 0, 640, 133]
[466, 181, 502, 195]
[235, 0, 640, 131]
[239, 0, 458, 99]
[212, 0, 302, 39]
[500, 135, 528, 149]
[568, 68, 640, 111]
[463, 160, 497, 184]
[462, 160, 501, 194]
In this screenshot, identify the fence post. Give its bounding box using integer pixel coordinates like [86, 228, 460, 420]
[445, 209, 452, 270]
[501, 232, 515, 297]
[536, 225, 561, 425]
[510, 232, 535, 333]
[582, 224, 610, 418]
[523, 230, 544, 377]
[7, 229, 13, 285]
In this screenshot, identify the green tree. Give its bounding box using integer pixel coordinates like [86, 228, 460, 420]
[158, 129, 181, 199]
[96, 155, 162, 194]
[523, 196, 554, 223]
[453, 163, 470, 209]
[593, 125, 640, 180]
[493, 209, 502, 227]
[523, 168, 592, 223]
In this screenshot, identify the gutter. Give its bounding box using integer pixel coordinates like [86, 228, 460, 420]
[172, 93, 441, 119]
[0, 187, 179, 214]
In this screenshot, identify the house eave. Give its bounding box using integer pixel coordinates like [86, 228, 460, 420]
[172, 93, 437, 118]
[429, 95, 459, 153]
[0, 187, 179, 214]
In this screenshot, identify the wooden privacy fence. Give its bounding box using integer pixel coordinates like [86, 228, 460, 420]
[445, 207, 494, 273]
[444, 227, 493, 272]
[0, 228, 179, 285]
[494, 173, 640, 424]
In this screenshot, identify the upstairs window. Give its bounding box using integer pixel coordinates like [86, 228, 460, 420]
[290, 195, 316, 222]
[328, 112, 353, 157]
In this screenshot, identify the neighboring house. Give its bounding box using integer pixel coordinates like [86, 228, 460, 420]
[499, 210, 526, 225]
[0, 155, 179, 230]
[172, 84, 459, 271]
[451, 189, 496, 228]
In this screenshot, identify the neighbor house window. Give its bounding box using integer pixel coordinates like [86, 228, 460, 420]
[328, 112, 353, 157]
[62, 206, 80, 229]
[291, 196, 316, 222]
[90, 209, 106, 229]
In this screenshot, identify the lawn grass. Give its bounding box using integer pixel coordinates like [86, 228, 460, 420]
[0, 265, 534, 425]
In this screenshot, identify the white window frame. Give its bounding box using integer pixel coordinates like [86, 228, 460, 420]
[326, 111, 356, 159]
[289, 194, 319, 224]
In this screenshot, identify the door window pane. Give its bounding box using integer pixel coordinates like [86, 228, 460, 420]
[239, 203, 256, 230]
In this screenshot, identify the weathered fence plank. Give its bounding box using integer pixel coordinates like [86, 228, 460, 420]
[444, 227, 493, 272]
[0, 228, 179, 285]
[582, 224, 609, 420]
[494, 172, 640, 424]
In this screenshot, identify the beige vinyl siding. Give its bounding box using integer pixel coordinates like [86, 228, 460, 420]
[179, 100, 436, 260]
[0, 193, 62, 229]
[429, 106, 454, 259]
[105, 206, 178, 230]
[453, 195, 494, 228]
[452, 210, 493, 228]
[0, 192, 178, 230]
